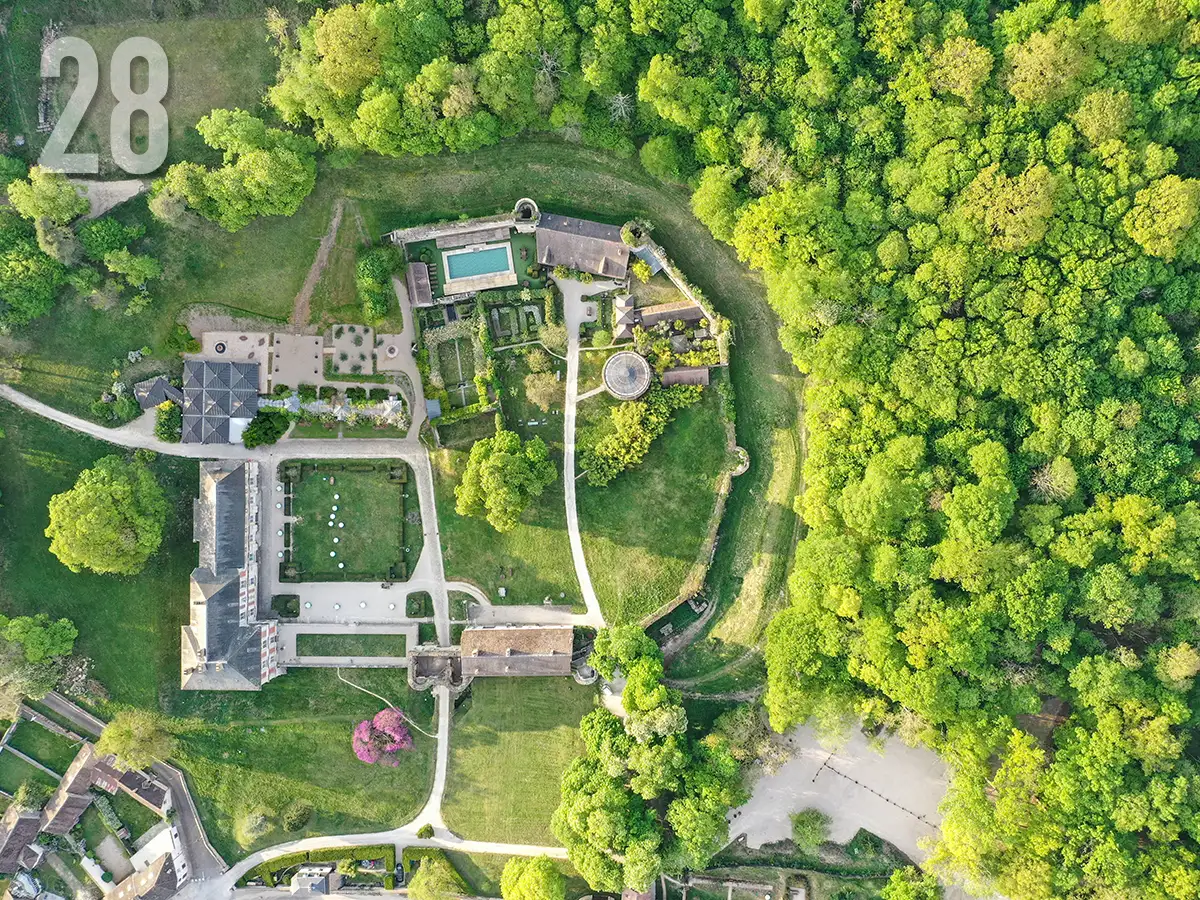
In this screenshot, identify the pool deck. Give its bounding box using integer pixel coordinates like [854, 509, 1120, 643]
[442, 242, 518, 294]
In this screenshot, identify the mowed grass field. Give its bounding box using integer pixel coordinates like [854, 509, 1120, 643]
[290, 463, 406, 579]
[57, 18, 278, 175]
[431, 449, 580, 607]
[0, 403, 435, 860]
[578, 384, 731, 623]
[442, 679, 595, 844]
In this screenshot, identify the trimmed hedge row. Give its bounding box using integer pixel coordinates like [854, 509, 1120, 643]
[255, 844, 398, 888]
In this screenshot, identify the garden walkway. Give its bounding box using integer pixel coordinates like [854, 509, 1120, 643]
[388, 274, 428, 438]
[560, 278, 619, 630]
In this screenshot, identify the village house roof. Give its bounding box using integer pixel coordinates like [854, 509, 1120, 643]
[40, 744, 104, 835]
[459, 626, 574, 677]
[638, 300, 705, 330]
[0, 807, 42, 875]
[536, 214, 630, 279]
[181, 359, 259, 444]
[109, 852, 179, 900]
[133, 376, 183, 410]
[661, 366, 711, 387]
[631, 245, 664, 276]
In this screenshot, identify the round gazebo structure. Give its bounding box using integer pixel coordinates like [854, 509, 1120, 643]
[603, 351, 653, 400]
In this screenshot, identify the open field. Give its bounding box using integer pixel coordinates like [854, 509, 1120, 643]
[436, 414, 496, 449]
[290, 461, 408, 580]
[57, 19, 278, 175]
[442, 679, 594, 844]
[295, 634, 407, 657]
[578, 385, 731, 623]
[6, 720, 82, 775]
[431, 449, 579, 607]
[0, 403, 435, 860]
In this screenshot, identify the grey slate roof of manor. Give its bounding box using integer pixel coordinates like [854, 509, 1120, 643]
[536, 214, 630, 279]
[181, 462, 264, 691]
[181, 359, 259, 444]
[133, 376, 183, 410]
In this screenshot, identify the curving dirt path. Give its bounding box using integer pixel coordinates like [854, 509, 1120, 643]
[290, 197, 346, 326]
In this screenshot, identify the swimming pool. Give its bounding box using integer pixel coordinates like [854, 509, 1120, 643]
[445, 245, 513, 280]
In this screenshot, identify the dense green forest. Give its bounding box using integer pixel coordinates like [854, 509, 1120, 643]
[6, 0, 1200, 894]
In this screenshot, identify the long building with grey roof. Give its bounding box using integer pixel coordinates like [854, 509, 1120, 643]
[181, 461, 279, 691]
[536, 214, 630, 279]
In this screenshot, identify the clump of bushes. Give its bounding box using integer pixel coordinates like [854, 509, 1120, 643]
[357, 246, 403, 324]
[154, 401, 182, 442]
[242, 409, 289, 448]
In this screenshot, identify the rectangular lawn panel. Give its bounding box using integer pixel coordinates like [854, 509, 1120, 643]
[445, 852, 589, 899]
[442, 679, 594, 844]
[578, 386, 730, 624]
[110, 790, 164, 842]
[0, 750, 60, 795]
[6, 721, 83, 775]
[295, 634, 407, 657]
[431, 450, 580, 607]
[288, 461, 407, 581]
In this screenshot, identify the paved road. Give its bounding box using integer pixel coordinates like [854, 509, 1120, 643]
[560, 279, 617, 630]
[38, 693, 229, 882]
[389, 274, 427, 438]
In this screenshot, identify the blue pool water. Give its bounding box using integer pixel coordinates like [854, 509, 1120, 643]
[446, 246, 511, 280]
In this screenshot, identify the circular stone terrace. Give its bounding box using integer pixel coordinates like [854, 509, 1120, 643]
[603, 351, 653, 400]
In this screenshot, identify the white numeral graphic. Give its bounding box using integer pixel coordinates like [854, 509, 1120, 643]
[110, 37, 169, 175]
[40, 37, 99, 174]
[39, 36, 169, 175]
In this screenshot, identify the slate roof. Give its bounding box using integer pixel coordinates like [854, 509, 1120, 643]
[603, 351, 652, 401]
[181, 360, 259, 444]
[110, 852, 179, 900]
[460, 626, 573, 677]
[133, 377, 183, 410]
[193, 463, 247, 573]
[406, 263, 433, 307]
[182, 462, 266, 691]
[631, 245, 664, 276]
[0, 807, 41, 875]
[536, 215, 630, 279]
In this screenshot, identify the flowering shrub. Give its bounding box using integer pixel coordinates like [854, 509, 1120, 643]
[352, 707, 414, 765]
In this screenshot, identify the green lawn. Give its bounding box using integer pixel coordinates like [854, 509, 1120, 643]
[577, 348, 618, 394]
[110, 790, 163, 842]
[291, 421, 341, 439]
[578, 384, 731, 623]
[289, 462, 407, 580]
[0, 750, 60, 794]
[431, 450, 580, 607]
[6, 721, 82, 775]
[59, 19, 278, 176]
[437, 338, 477, 408]
[436, 414, 497, 449]
[445, 852, 590, 899]
[79, 805, 109, 851]
[0, 404, 436, 860]
[443, 679, 594, 844]
[498, 351, 565, 446]
[295, 634, 407, 657]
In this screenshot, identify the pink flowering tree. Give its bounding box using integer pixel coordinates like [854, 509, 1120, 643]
[352, 708, 414, 766]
